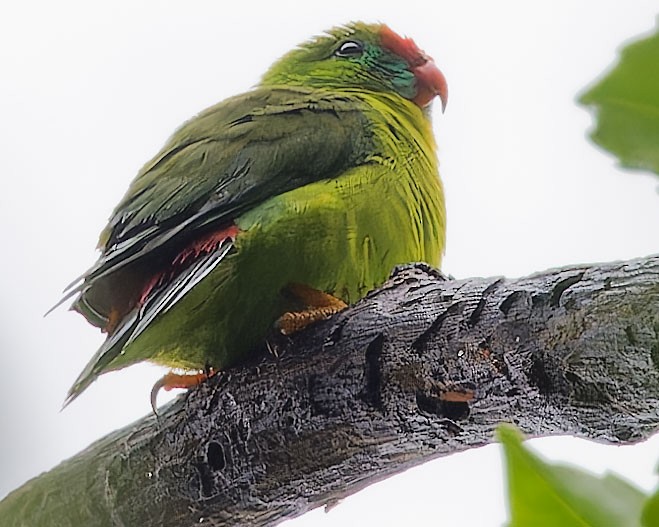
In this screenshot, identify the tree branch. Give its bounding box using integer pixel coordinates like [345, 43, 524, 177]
[2, 256, 659, 526]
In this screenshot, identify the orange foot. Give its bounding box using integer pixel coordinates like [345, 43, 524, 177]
[276, 283, 348, 335]
[150, 370, 212, 414]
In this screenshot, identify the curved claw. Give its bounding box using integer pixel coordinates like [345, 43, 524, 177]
[150, 371, 210, 415]
[150, 375, 168, 416]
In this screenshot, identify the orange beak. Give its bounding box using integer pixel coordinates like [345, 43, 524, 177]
[380, 25, 448, 111]
[412, 59, 448, 111]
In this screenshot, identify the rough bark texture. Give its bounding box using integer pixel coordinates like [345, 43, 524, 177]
[2, 256, 659, 526]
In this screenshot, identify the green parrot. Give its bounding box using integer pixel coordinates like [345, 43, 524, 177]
[58, 21, 448, 409]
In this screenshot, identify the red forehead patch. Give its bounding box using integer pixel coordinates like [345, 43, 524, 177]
[379, 25, 427, 66]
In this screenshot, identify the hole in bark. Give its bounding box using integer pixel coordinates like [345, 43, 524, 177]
[468, 279, 502, 327]
[413, 302, 465, 352]
[529, 356, 552, 394]
[195, 462, 215, 497]
[416, 391, 470, 421]
[468, 296, 487, 328]
[550, 272, 584, 307]
[207, 442, 225, 471]
[359, 334, 384, 409]
[499, 291, 527, 316]
[416, 390, 442, 415]
[412, 312, 446, 353]
[441, 400, 470, 421]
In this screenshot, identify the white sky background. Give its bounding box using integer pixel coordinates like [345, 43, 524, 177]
[1, 1, 658, 525]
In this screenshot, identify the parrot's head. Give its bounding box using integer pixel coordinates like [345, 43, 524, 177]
[261, 22, 448, 111]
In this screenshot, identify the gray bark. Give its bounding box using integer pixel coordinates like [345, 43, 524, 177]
[2, 256, 658, 526]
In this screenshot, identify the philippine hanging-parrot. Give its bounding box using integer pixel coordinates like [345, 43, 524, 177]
[58, 22, 448, 409]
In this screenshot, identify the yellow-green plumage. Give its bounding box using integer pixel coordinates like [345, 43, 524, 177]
[61, 22, 448, 404]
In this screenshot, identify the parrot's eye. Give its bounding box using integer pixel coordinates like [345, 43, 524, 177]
[335, 40, 364, 58]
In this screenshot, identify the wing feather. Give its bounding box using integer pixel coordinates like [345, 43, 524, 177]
[63, 241, 234, 407]
[64, 87, 372, 304]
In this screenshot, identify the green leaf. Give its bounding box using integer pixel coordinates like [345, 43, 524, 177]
[642, 488, 659, 527]
[498, 424, 648, 527]
[579, 23, 659, 177]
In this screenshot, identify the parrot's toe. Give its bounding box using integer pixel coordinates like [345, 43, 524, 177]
[276, 304, 347, 335]
[150, 370, 212, 414]
[277, 283, 348, 335]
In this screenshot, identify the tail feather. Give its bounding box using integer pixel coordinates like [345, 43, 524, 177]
[62, 309, 139, 408]
[62, 240, 234, 407]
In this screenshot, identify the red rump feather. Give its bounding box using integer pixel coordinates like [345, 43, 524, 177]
[379, 25, 448, 110]
[137, 224, 240, 307]
[173, 224, 240, 266]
